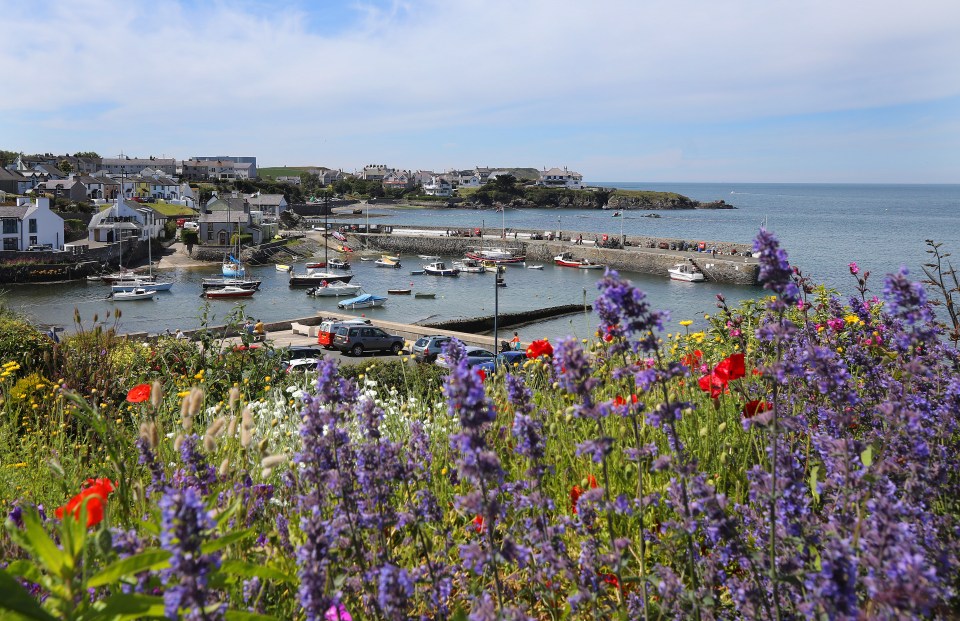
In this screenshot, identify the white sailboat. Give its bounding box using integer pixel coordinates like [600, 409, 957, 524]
[111, 198, 173, 293]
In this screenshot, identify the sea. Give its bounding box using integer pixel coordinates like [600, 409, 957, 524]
[3, 183, 958, 342]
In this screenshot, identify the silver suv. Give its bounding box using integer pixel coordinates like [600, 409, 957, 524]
[333, 325, 405, 356]
[411, 335, 452, 362]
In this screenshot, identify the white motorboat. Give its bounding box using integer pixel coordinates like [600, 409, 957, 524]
[112, 287, 157, 301]
[465, 247, 526, 264]
[418, 255, 440, 261]
[307, 281, 362, 297]
[201, 278, 262, 290]
[337, 293, 387, 309]
[423, 261, 460, 277]
[328, 258, 351, 270]
[453, 259, 486, 274]
[375, 258, 401, 268]
[668, 263, 706, 282]
[554, 252, 605, 269]
[525, 264, 544, 270]
[204, 286, 256, 299]
[289, 270, 355, 287]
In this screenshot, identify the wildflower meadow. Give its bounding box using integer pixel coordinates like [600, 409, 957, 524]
[1, 231, 958, 620]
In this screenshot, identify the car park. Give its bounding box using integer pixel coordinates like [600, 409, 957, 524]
[332, 325, 405, 356]
[435, 346, 496, 369]
[411, 335, 453, 362]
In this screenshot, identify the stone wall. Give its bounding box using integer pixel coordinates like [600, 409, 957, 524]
[361, 233, 759, 285]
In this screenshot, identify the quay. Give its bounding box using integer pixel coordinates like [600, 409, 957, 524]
[335, 225, 759, 286]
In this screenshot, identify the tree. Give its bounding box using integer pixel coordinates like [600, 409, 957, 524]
[58, 160, 74, 174]
[491, 174, 518, 193]
[181, 229, 199, 255]
[73, 151, 100, 159]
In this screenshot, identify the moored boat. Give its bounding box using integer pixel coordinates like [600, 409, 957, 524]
[668, 262, 706, 282]
[453, 259, 486, 274]
[288, 270, 355, 287]
[464, 247, 526, 264]
[201, 278, 261, 290]
[414, 292, 436, 299]
[387, 288, 412, 295]
[328, 258, 351, 270]
[337, 293, 386, 310]
[375, 258, 401, 268]
[419, 255, 440, 261]
[304, 261, 326, 269]
[204, 286, 256, 299]
[112, 287, 157, 301]
[112, 280, 173, 293]
[423, 261, 460, 277]
[307, 281, 362, 297]
[554, 252, 604, 269]
[276, 264, 291, 272]
[525, 264, 544, 270]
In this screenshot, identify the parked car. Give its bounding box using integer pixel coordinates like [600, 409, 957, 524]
[317, 318, 371, 348]
[473, 350, 528, 374]
[284, 358, 320, 374]
[411, 335, 453, 362]
[276, 345, 327, 362]
[435, 346, 495, 369]
[332, 325, 405, 356]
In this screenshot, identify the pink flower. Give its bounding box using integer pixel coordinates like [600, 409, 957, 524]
[325, 603, 352, 621]
[848, 262, 860, 275]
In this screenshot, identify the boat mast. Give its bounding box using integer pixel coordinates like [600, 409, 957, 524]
[324, 193, 329, 265]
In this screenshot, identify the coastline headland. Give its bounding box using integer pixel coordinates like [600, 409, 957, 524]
[350, 226, 759, 286]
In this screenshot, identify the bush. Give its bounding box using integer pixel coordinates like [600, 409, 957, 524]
[0, 311, 54, 371]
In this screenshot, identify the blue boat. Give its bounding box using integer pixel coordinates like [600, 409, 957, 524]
[337, 293, 387, 310]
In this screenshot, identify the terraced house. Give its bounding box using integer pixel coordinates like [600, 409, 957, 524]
[0, 197, 65, 250]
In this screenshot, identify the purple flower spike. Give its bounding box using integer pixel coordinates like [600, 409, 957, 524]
[324, 602, 352, 621]
[753, 228, 800, 305]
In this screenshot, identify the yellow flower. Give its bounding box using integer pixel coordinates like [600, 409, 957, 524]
[679, 320, 693, 327]
[837, 347, 844, 353]
[194, 370, 204, 380]
[264, 376, 271, 383]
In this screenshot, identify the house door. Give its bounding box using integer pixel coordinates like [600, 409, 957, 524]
[218, 231, 227, 245]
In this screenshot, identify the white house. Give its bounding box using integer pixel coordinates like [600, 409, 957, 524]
[537, 167, 584, 190]
[457, 171, 482, 188]
[245, 193, 288, 219]
[0, 197, 65, 251]
[87, 197, 144, 243]
[423, 176, 452, 197]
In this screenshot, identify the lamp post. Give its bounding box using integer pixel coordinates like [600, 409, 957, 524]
[493, 261, 499, 353]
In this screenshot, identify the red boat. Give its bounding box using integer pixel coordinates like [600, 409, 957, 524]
[305, 261, 327, 269]
[204, 286, 256, 299]
[554, 252, 605, 269]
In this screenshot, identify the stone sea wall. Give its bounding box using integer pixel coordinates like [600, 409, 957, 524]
[361, 233, 759, 286]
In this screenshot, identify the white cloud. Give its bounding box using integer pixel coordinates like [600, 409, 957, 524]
[1, 0, 958, 180]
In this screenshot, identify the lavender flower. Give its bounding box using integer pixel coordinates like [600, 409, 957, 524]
[753, 228, 800, 305]
[595, 269, 667, 354]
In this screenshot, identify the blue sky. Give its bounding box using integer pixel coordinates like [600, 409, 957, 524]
[1, 0, 958, 183]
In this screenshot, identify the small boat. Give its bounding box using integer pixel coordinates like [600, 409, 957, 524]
[222, 255, 246, 278]
[338, 245, 354, 253]
[554, 252, 604, 269]
[409, 269, 425, 275]
[307, 281, 362, 297]
[419, 255, 440, 261]
[387, 288, 412, 295]
[338, 293, 386, 309]
[289, 271, 355, 287]
[423, 261, 460, 277]
[668, 263, 706, 282]
[525, 264, 544, 270]
[201, 278, 261, 290]
[454, 259, 486, 274]
[414, 292, 436, 299]
[381, 254, 400, 262]
[112, 287, 156, 301]
[375, 258, 401, 268]
[328, 258, 351, 270]
[612, 211, 622, 217]
[359, 255, 376, 262]
[276, 264, 291, 272]
[112, 280, 173, 293]
[204, 286, 256, 299]
[305, 261, 327, 269]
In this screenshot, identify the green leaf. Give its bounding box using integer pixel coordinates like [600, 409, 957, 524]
[4, 560, 43, 585]
[87, 549, 172, 588]
[217, 560, 295, 584]
[0, 570, 57, 621]
[808, 465, 820, 504]
[860, 445, 873, 468]
[21, 511, 65, 576]
[88, 594, 167, 621]
[201, 528, 254, 555]
[225, 611, 281, 621]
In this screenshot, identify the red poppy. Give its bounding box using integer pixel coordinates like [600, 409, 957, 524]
[55, 478, 116, 528]
[472, 514, 485, 533]
[698, 373, 728, 398]
[526, 339, 553, 359]
[743, 400, 772, 419]
[599, 572, 620, 590]
[681, 350, 703, 366]
[587, 474, 598, 489]
[126, 383, 151, 403]
[714, 353, 746, 383]
[475, 368, 487, 382]
[570, 485, 584, 514]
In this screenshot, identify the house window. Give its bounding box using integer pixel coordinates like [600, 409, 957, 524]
[28, 219, 37, 234]
[29, 236, 37, 246]
[3, 238, 17, 251]
[2, 219, 17, 234]
[207, 228, 214, 241]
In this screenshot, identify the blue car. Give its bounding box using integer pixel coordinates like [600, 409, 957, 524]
[473, 350, 528, 374]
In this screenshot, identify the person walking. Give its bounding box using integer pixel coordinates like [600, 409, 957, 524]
[511, 332, 521, 350]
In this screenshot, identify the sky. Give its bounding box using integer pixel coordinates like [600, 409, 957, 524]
[1, 0, 959, 183]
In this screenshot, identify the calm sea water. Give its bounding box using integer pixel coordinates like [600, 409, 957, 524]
[4, 183, 958, 342]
